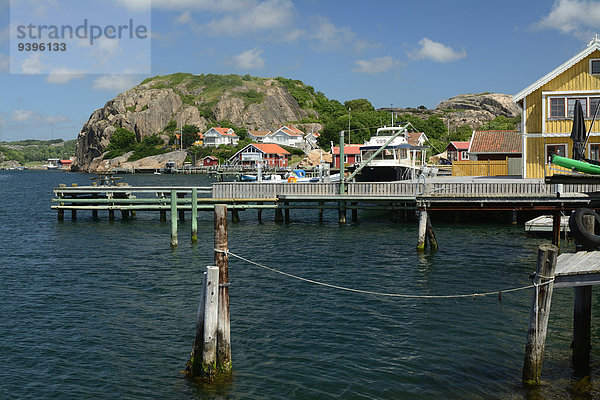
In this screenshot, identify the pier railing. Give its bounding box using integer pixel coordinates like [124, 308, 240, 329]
[212, 181, 600, 199]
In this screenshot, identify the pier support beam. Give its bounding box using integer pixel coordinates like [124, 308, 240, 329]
[257, 202, 263, 223]
[108, 209, 115, 222]
[275, 205, 284, 223]
[511, 209, 518, 225]
[351, 202, 358, 223]
[552, 211, 561, 247]
[231, 209, 240, 223]
[522, 244, 558, 385]
[572, 214, 595, 370]
[214, 204, 232, 375]
[58, 209, 64, 222]
[338, 201, 346, 224]
[284, 201, 290, 222]
[426, 214, 438, 251]
[121, 210, 129, 220]
[71, 209, 77, 221]
[318, 202, 324, 222]
[170, 190, 178, 247]
[191, 188, 198, 242]
[160, 210, 167, 222]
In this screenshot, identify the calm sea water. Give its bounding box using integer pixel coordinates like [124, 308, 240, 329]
[1, 170, 599, 399]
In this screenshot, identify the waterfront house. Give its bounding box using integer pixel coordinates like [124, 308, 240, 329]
[407, 132, 428, 147]
[332, 145, 362, 168]
[203, 127, 239, 147]
[468, 130, 522, 161]
[58, 159, 73, 167]
[446, 141, 470, 162]
[514, 36, 600, 178]
[229, 143, 290, 167]
[202, 156, 219, 167]
[264, 125, 305, 148]
[247, 130, 271, 142]
[304, 132, 320, 149]
[192, 132, 204, 147]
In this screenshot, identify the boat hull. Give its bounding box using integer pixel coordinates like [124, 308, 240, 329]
[354, 165, 415, 182]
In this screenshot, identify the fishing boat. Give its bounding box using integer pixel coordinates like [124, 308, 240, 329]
[353, 125, 428, 182]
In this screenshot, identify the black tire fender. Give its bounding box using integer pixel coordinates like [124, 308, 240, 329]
[569, 208, 600, 249]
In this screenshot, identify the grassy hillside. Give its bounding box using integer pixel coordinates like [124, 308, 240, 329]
[0, 139, 76, 165]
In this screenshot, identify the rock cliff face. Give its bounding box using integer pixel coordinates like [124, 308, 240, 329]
[435, 93, 520, 128]
[73, 74, 312, 171]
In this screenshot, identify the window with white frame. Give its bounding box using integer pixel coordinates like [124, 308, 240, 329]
[546, 144, 567, 163]
[461, 151, 469, 160]
[548, 95, 600, 119]
[590, 144, 600, 161]
[591, 59, 600, 75]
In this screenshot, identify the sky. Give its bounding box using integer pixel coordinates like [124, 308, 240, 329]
[1, 0, 600, 142]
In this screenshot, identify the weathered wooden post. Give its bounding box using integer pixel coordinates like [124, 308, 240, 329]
[231, 209, 240, 223]
[511, 209, 518, 225]
[552, 211, 561, 247]
[108, 209, 115, 222]
[351, 202, 358, 222]
[522, 243, 558, 385]
[338, 201, 346, 224]
[160, 210, 167, 222]
[426, 214, 438, 251]
[191, 188, 198, 242]
[284, 201, 290, 222]
[199, 265, 220, 378]
[275, 204, 284, 223]
[572, 214, 594, 369]
[71, 209, 77, 220]
[170, 190, 178, 247]
[58, 209, 64, 222]
[417, 209, 428, 252]
[318, 201, 324, 222]
[214, 204, 232, 374]
[121, 210, 129, 220]
[187, 271, 207, 377]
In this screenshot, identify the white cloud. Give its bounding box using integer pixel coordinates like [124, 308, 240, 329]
[11, 110, 36, 122]
[92, 75, 140, 91]
[46, 68, 86, 84]
[177, 11, 193, 24]
[353, 56, 402, 74]
[232, 47, 265, 69]
[118, 0, 251, 12]
[205, 0, 294, 35]
[21, 54, 45, 74]
[536, 0, 600, 37]
[0, 53, 8, 72]
[408, 38, 466, 63]
[307, 16, 377, 52]
[88, 39, 122, 64]
[44, 115, 68, 123]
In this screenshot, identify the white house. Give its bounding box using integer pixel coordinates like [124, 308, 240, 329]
[304, 132, 320, 149]
[264, 125, 305, 148]
[247, 129, 271, 143]
[203, 127, 239, 147]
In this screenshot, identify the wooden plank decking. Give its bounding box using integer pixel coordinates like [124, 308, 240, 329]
[554, 251, 600, 287]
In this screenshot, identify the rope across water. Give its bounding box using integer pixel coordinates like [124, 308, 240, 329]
[216, 249, 554, 299]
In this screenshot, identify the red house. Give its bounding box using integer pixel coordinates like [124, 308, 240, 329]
[202, 156, 219, 167]
[229, 143, 290, 167]
[446, 141, 470, 162]
[332, 145, 362, 168]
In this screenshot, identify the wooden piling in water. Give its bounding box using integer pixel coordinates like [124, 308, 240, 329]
[214, 204, 232, 374]
[284, 201, 290, 222]
[108, 209, 115, 222]
[178, 193, 185, 221]
[552, 211, 561, 247]
[318, 201, 324, 222]
[202, 265, 220, 378]
[191, 188, 198, 242]
[71, 209, 77, 220]
[58, 209, 64, 221]
[121, 210, 129, 220]
[160, 210, 167, 222]
[572, 214, 595, 370]
[187, 271, 207, 377]
[257, 202, 263, 223]
[522, 243, 558, 385]
[351, 202, 358, 222]
[417, 210, 428, 252]
[170, 190, 178, 247]
[275, 205, 284, 223]
[231, 209, 240, 223]
[426, 214, 438, 251]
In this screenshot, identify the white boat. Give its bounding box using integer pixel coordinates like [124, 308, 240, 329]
[353, 125, 427, 181]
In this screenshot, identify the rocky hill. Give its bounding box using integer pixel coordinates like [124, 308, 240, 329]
[72, 72, 521, 172]
[73, 74, 321, 171]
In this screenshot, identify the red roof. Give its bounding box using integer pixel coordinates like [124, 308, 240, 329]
[209, 127, 237, 136]
[250, 143, 290, 155]
[469, 131, 522, 154]
[332, 145, 362, 155]
[59, 159, 72, 164]
[203, 156, 218, 160]
[447, 141, 470, 151]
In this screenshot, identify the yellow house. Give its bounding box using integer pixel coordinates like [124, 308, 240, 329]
[514, 36, 600, 178]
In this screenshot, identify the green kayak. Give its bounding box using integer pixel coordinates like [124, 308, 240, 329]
[552, 154, 600, 175]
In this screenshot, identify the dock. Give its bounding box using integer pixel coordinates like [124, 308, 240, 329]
[525, 215, 570, 235]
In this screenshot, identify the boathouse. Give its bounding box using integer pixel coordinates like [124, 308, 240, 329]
[514, 36, 600, 178]
[446, 141, 470, 162]
[202, 156, 219, 167]
[468, 130, 522, 161]
[203, 127, 239, 147]
[229, 143, 290, 167]
[332, 145, 361, 168]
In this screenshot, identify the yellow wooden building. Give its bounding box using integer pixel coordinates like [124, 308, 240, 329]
[514, 36, 600, 178]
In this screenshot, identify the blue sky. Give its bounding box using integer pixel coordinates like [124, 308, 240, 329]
[1, 0, 599, 141]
